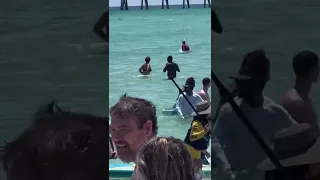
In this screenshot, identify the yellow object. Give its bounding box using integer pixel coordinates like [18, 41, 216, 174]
[186, 144, 201, 159]
[190, 120, 206, 142]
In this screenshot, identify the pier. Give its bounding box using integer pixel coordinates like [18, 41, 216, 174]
[119, 0, 211, 10]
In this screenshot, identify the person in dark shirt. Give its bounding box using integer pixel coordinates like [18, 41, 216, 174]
[163, 56, 180, 79]
[93, 10, 108, 42]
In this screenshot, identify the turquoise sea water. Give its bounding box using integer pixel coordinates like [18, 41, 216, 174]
[109, 7, 211, 165]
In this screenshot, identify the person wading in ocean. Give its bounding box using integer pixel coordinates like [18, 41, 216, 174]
[280, 50, 320, 135]
[163, 55, 180, 79]
[176, 77, 203, 118]
[139, 56, 152, 75]
[109, 95, 158, 179]
[212, 49, 297, 180]
[198, 77, 211, 102]
[93, 10, 108, 42]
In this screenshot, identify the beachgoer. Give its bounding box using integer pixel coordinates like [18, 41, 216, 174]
[184, 101, 211, 175]
[211, 49, 297, 179]
[109, 94, 158, 163]
[163, 55, 180, 79]
[212, 8, 223, 34]
[258, 123, 320, 180]
[139, 56, 152, 75]
[132, 136, 197, 180]
[280, 50, 320, 135]
[1, 102, 110, 180]
[93, 10, 108, 42]
[176, 77, 203, 118]
[182, 41, 190, 52]
[198, 77, 211, 102]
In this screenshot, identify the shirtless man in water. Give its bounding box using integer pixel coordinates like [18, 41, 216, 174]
[93, 10, 108, 42]
[280, 50, 320, 134]
[198, 77, 211, 102]
[139, 56, 152, 75]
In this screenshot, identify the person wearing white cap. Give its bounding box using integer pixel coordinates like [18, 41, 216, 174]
[183, 101, 211, 178]
[258, 123, 320, 180]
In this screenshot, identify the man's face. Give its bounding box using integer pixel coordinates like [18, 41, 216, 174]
[110, 115, 151, 163]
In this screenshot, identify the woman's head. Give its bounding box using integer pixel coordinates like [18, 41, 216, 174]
[134, 137, 196, 180]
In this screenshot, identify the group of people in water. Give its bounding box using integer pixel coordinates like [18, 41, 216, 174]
[138, 41, 190, 78]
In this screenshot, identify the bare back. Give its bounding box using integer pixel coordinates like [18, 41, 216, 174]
[280, 88, 319, 134]
[198, 89, 210, 102]
[139, 63, 151, 75]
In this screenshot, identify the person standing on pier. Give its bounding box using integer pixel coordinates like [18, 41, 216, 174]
[93, 10, 108, 42]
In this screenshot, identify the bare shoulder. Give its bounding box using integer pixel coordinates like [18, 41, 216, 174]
[198, 90, 205, 95]
[280, 89, 304, 108]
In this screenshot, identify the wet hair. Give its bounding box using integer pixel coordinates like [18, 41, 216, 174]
[145, 56, 151, 63]
[109, 94, 158, 135]
[182, 41, 186, 44]
[167, 56, 173, 63]
[0, 101, 109, 180]
[293, 50, 319, 78]
[202, 77, 210, 86]
[134, 136, 196, 180]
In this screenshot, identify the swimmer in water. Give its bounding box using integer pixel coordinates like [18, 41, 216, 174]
[139, 56, 152, 75]
[93, 10, 108, 42]
[181, 41, 190, 52]
[119, 18, 122, 21]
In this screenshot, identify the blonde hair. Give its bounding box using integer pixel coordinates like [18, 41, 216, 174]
[134, 136, 196, 180]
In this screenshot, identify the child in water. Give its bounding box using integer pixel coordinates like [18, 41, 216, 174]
[139, 56, 152, 75]
[181, 41, 190, 52]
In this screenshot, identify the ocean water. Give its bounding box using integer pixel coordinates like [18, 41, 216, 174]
[109, 6, 211, 166]
[0, 0, 107, 178]
[213, 0, 320, 179]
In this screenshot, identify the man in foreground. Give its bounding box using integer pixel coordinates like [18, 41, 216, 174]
[109, 94, 158, 163]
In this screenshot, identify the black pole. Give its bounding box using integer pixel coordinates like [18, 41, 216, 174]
[211, 71, 283, 169]
[212, 8, 223, 34]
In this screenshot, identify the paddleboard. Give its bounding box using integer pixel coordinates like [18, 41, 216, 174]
[109, 163, 211, 178]
[137, 74, 151, 79]
[162, 107, 178, 115]
[179, 49, 190, 54]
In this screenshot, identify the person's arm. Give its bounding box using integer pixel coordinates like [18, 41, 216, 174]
[163, 64, 167, 72]
[190, 120, 207, 141]
[175, 63, 180, 72]
[197, 94, 204, 103]
[271, 103, 298, 129]
[93, 11, 108, 42]
[175, 95, 184, 117]
[138, 65, 144, 74]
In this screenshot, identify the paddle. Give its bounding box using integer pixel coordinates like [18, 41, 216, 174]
[210, 70, 283, 169]
[212, 9, 223, 34]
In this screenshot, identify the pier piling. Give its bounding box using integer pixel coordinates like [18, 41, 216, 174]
[120, 0, 128, 10]
[182, 0, 190, 9]
[141, 0, 149, 10]
[161, 0, 170, 9]
[204, 0, 211, 8]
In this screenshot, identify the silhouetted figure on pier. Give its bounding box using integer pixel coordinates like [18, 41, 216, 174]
[93, 10, 108, 42]
[212, 9, 223, 34]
